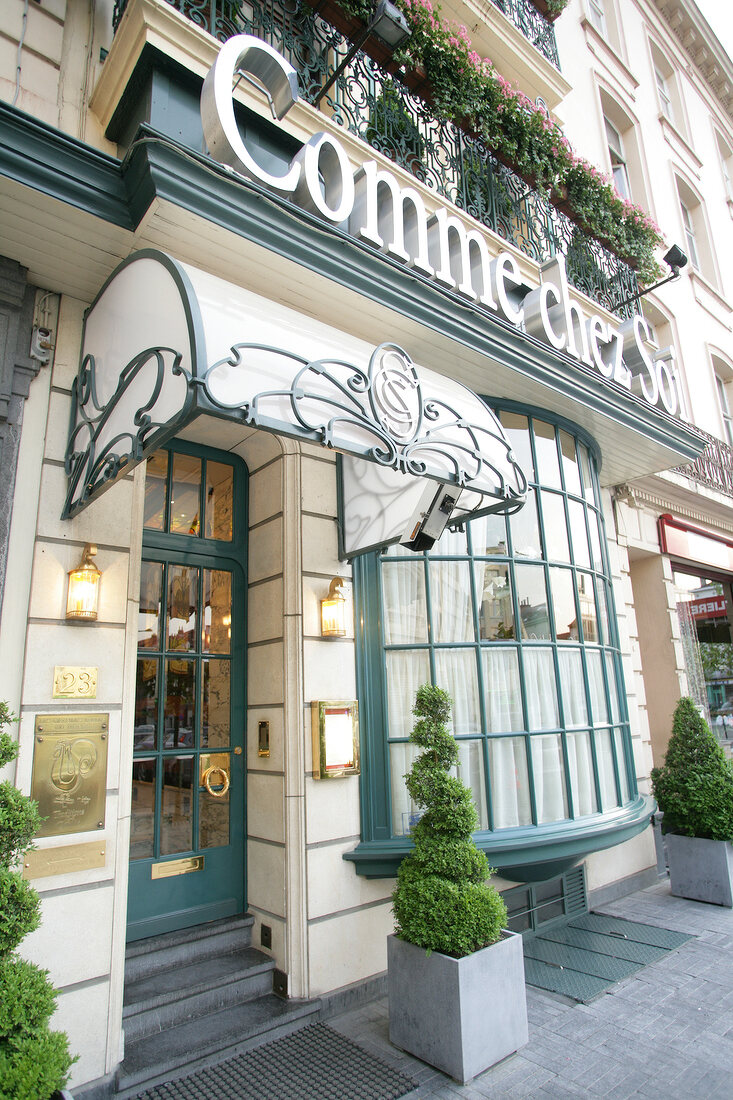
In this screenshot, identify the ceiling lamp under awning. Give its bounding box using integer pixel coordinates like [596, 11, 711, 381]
[62, 250, 527, 535]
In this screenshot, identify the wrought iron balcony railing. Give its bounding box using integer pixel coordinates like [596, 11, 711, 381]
[490, 0, 560, 69]
[673, 427, 733, 500]
[112, 0, 637, 318]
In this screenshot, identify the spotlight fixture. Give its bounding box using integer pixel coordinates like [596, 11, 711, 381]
[313, 2, 411, 106]
[614, 244, 688, 311]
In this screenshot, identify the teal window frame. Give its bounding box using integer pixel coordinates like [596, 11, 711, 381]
[345, 404, 653, 880]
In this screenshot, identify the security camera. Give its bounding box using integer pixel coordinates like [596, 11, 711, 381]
[400, 481, 461, 553]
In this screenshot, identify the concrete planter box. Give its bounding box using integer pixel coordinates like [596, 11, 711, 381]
[387, 931, 528, 1084]
[667, 834, 733, 907]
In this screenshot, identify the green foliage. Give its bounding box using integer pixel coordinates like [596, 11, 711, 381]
[699, 642, 733, 679]
[651, 697, 733, 841]
[0, 704, 75, 1096]
[392, 684, 507, 956]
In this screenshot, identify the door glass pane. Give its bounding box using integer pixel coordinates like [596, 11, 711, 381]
[489, 737, 531, 827]
[499, 412, 534, 479]
[482, 648, 523, 732]
[509, 489, 542, 559]
[524, 649, 559, 730]
[541, 491, 570, 562]
[469, 512, 507, 556]
[205, 461, 234, 541]
[202, 660, 231, 748]
[204, 570, 232, 654]
[386, 650, 430, 737]
[533, 421, 562, 488]
[435, 649, 480, 734]
[456, 740, 489, 829]
[139, 561, 163, 649]
[144, 452, 168, 530]
[567, 499, 590, 567]
[475, 562, 514, 640]
[549, 567, 577, 642]
[430, 561, 474, 642]
[200, 753, 230, 848]
[558, 649, 587, 728]
[160, 756, 194, 855]
[567, 731, 597, 816]
[130, 759, 156, 860]
[135, 659, 158, 751]
[382, 562, 428, 644]
[167, 566, 198, 651]
[434, 526, 468, 555]
[164, 658, 195, 748]
[531, 734, 568, 823]
[515, 564, 551, 640]
[559, 431, 582, 495]
[170, 453, 202, 535]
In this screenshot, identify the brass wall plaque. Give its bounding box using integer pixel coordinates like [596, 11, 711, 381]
[31, 714, 108, 837]
[53, 666, 98, 699]
[151, 855, 204, 879]
[23, 842, 106, 879]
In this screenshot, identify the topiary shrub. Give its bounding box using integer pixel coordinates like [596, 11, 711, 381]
[0, 701, 75, 1100]
[651, 696, 733, 842]
[392, 684, 507, 957]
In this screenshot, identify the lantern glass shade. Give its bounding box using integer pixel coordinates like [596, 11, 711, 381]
[66, 545, 101, 621]
[321, 578, 347, 638]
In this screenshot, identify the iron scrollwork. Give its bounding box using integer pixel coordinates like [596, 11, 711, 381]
[202, 341, 527, 504]
[63, 347, 193, 518]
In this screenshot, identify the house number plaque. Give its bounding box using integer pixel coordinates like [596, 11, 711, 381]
[31, 714, 108, 837]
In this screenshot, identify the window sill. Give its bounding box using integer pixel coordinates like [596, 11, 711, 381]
[660, 115, 702, 173]
[344, 794, 654, 881]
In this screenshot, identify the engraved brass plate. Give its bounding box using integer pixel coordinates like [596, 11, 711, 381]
[151, 855, 204, 879]
[31, 714, 108, 838]
[23, 842, 106, 879]
[53, 666, 98, 699]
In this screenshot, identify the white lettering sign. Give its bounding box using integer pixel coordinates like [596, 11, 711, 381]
[201, 35, 686, 419]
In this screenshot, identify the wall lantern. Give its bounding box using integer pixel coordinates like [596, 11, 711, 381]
[66, 544, 101, 622]
[321, 577, 347, 638]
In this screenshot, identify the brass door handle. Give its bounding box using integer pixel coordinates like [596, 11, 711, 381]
[202, 765, 230, 798]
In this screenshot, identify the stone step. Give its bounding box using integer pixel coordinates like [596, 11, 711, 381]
[123, 945, 275, 1042]
[116, 994, 320, 1096]
[124, 914, 254, 984]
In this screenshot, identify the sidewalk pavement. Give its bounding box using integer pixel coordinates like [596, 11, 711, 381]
[329, 879, 733, 1100]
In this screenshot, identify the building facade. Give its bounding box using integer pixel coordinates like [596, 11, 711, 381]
[0, 0, 730, 1093]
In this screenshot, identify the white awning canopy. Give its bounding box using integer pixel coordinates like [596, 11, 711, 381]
[64, 250, 527, 550]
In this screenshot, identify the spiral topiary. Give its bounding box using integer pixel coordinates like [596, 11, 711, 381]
[392, 684, 507, 957]
[0, 701, 75, 1099]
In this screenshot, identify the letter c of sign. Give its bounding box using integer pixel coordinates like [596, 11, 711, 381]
[201, 34, 301, 193]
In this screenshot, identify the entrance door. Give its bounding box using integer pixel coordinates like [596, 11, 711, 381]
[128, 443, 246, 941]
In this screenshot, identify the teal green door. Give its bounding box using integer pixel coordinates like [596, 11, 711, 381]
[128, 444, 246, 941]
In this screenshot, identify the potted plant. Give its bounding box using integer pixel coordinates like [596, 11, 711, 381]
[651, 696, 733, 907]
[0, 702, 76, 1099]
[388, 684, 528, 1084]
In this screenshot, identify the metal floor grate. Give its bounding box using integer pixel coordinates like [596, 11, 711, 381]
[135, 1023, 417, 1100]
[524, 912, 693, 1003]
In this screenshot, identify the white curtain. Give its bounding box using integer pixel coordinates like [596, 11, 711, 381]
[531, 734, 568, 823]
[596, 728, 619, 809]
[586, 650, 608, 724]
[386, 650, 430, 739]
[524, 648, 559, 730]
[613, 728, 630, 802]
[389, 742, 420, 835]
[435, 649, 480, 734]
[382, 561, 427, 645]
[482, 648, 523, 731]
[558, 649, 587, 727]
[566, 731, 596, 816]
[430, 561, 473, 642]
[456, 740, 489, 829]
[489, 737, 531, 827]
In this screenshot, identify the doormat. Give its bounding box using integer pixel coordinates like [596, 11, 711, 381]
[135, 1023, 417, 1100]
[523, 911, 694, 1003]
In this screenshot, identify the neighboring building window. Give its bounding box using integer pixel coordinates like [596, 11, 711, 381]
[587, 0, 606, 34]
[654, 65, 673, 121]
[605, 117, 630, 199]
[679, 199, 700, 270]
[714, 359, 733, 447]
[355, 412, 634, 843]
[716, 131, 733, 202]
